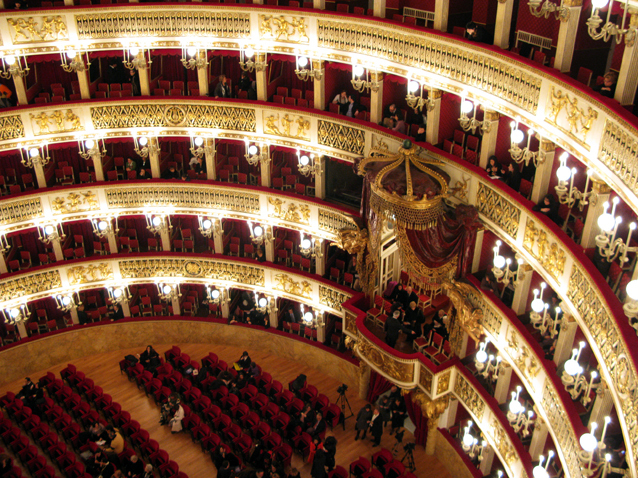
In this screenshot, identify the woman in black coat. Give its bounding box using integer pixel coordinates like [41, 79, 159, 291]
[532, 194, 561, 226]
[310, 448, 327, 478]
[389, 398, 407, 435]
[354, 404, 372, 440]
[139, 346, 160, 371]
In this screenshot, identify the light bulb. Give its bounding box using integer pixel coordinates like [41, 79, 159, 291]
[556, 165, 572, 182]
[98, 220, 108, 231]
[113, 288, 123, 298]
[301, 238, 311, 249]
[62, 296, 71, 306]
[66, 50, 77, 59]
[10, 308, 20, 318]
[592, 0, 608, 8]
[494, 255, 506, 269]
[152, 216, 161, 227]
[129, 47, 140, 56]
[531, 296, 545, 313]
[5, 56, 16, 66]
[627, 280, 638, 300]
[511, 129, 524, 144]
[29, 148, 40, 158]
[533, 465, 549, 478]
[580, 433, 598, 452]
[245, 47, 255, 58]
[211, 289, 220, 299]
[253, 226, 263, 237]
[138, 137, 148, 147]
[44, 225, 54, 236]
[194, 137, 204, 147]
[187, 47, 197, 57]
[476, 350, 488, 363]
[564, 358, 581, 376]
[598, 212, 615, 232]
[461, 100, 474, 114]
[297, 56, 308, 68]
[84, 139, 95, 150]
[408, 80, 419, 93]
[259, 297, 268, 308]
[353, 64, 364, 77]
[462, 433, 474, 448]
[248, 145, 258, 156]
[162, 285, 172, 295]
[303, 311, 313, 322]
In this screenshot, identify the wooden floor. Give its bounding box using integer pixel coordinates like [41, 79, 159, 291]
[0, 343, 454, 478]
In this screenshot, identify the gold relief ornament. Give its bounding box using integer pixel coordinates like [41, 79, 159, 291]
[334, 227, 377, 296]
[164, 106, 187, 127]
[259, 15, 309, 43]
[0, 270, 61, 302]
[268, 197, 310, 224]
[454, 374, 485, 420]
[264, 113, 310, 141]
[30, 109, 82, 136]
[317, 120, 365, 155]
[420, 368, 433, 393]
[523, 218, 566, 281]
[547, 86, 598, 146]
[273, 273, 312, 298]
[436, 370, 451, 395]
[8, 16, 68, 43]
[318, 285, 348, 312]
[412, 391, 449, 427]
[449, 176, 470, 203]
[476, 182, 520, 238]
[490, 418, 518, 467]
[353, 334, 414, 382]
[0, 115, 25, 141]
[343, 311, 357, 334]
[67, 263, 114, 285]
[507, 328, 541, 384]
[51, 191, 98, 214]
[442, 280, 483, 354]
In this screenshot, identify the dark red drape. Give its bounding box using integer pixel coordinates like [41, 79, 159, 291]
[405, 204, 481, 278]
[366, 370, 392, 403]
[404, 392, 428, 447]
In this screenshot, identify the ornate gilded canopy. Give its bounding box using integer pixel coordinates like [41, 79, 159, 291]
[358, 140, 449, 230]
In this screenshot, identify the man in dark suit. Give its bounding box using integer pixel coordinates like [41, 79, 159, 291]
[217, 461, 232, 478]
[284, 306, 300, 324]
[308, 411, 326, 438]
[402, 286, 419, 310]
[369, 408, 383, 447]
[384, 310, 414, 348]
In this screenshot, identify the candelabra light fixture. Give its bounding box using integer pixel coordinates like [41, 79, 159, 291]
[156, 281, 181, 302]
[145, 213, 172, 236]
[0, 229, 10, 255]
[37, 222, 66, 245]
[2, 301, 30, 325]
[297, 150, 321, 177]
[295, 55, 323, 81]
[247, 221, 273, 247]
[587, 0, 638, 44]
[507, 386, 535, 437]
[181, 45, 208, 70]
[555, 154, 598, 229]
[509, 121, 542, 167]
[532, 451, 555, 478]
[198, 216, 222, 238]
[254, 293, 277, 315]
[458, 96, 491, 135]
[596, 196, 638, 265]
[624, 280, 638, 323]
[91, 215, 119, 239]
[123, 46, 151, 70]
[54, 290, 81, 313]
[405, 80, 435, 113]
[474, 339, 502, 381]
[492, 241, 525, 288]
[461, 421, 485, 461]
[240, 47, 267, 72]
[60, 48, 90, 73]
[300, 234, 323, 260]
[20, 144, 50, 169]
[351, 64, 380, 93]
[579, 418, 614, 476]
[561, 342, 599, 402]
[0, 53, 29, 79]
[78, 138, 106, 160]
[134, 135, 159, 159]
[244, 140, 270, 167]
[108, 285, 131, 305]
[206, 286, 230, 306]
[527, 0, 570, 21]
[300, 304, 324, 327]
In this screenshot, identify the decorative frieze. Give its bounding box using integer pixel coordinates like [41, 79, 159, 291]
[317, 120, 365, 155]
[476, 182, 520, 238]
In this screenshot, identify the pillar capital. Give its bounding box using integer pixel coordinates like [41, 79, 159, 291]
[539, 138, 556, 152]
[590, 178, 612, 195]
[483, 110, 500, 122]
[412, 391, 449, 423]
[562, 0, 583, 6]
[430, 88, 443, 100]
[370, 71, 383, 82]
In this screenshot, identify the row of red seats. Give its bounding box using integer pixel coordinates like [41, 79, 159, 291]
[350, 449, 417, 478]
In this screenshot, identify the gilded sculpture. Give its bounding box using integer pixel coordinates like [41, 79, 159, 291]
[442, 279, 483, 354]
[8, 16, 68, 42]
[68, 263, 113, 285]
[412, 391, 449, 427]
[264, 113, 310, 140]
[51, 191, 98, 214]
[259, 15, 309, 42]
[268, 197, 310, 224]
[334, 227, 376, 294]
[354, 334, 414, 382]
[273, 273, 312, 298]
[547, 86, 598, 145]
[523, 218, 566, 281]
[30, 110, 82, 135]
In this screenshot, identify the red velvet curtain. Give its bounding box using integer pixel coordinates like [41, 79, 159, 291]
[366, 370, 392, 403]
[404, 392, 428, 447]
[405, 204, 481, 278]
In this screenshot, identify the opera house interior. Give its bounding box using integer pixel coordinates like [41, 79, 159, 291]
[0, 1, 636, 478]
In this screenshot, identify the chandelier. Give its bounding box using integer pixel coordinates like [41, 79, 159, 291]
[145, 213, 172, 236]
[587, 0, 638, 44]
[2, 302, 30, 325]
[108, 285, 131, 305]
[247, 222, 273, 246]
[134, 135, 159, 159]
[506, 386, 535, 437]
[240, 47, 267, 73]
[0, 53, 29, 79]
[596, 197, 638, 264]
[300, 234, 323, 260]
[156, 282, 181, 302]
[37, 222, 66, 246]
[254, 293, 277, 315]
[295, 55, 323, 81]
[555, 154, 598, 228]
[527, 0, 570, 21]
[206, 286, 229, 306]
[20, 144, 50, 169]
[60, 49, 90, 73]
[509, 121, 541, 167]
[492, 241, 525, 288]
[0, 229, 10, 255]
[245, 141, 269, 167]
[91, 216, 119, 239]
[405, 81, 435, 113]
[474, 339, 502, 381]
[532, 452, 555, 478]
[351, 64, 380, 93]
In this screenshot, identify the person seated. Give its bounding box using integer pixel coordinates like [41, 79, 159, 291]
[390, 117, 407, 135]
[343, 95, 363, 118]
[382, 104, 399, 128]
[593, 71, 617, 99]
[125, 158, 137, 172]
[466, 21, 492, 44]
[214, 75, 231, 98]
[480, 272, 500, 296]
[124, 455, 145, 478]
[139, 345, 160, 371]
[404, 301, 425, 336]
[236, 351, 252, 370]
[193, 157, 206, 174]
[402, 286, 419, 311]
[331, 90, 348, 108]
[162, 166, 179, 179]
[307, 411, 326, 438]
[532, 194, 561, 225]
[390, 283, 407, 304]
[16, 377, 36, 401]
[414, 124, 426, 143]
[102, 426, 124, 461]
[256, 248, 266, 262]
[138, 168, 150, 180]
[432, 309, 449, 340]
[486, 155, 501, 178]
[502, 162, 521, 191]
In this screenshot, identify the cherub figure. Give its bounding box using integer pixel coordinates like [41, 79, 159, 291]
[65, 110, 82, 130]
[295, 116, 310, 139]
[31, 112, 51, 133]
[281, 114, 292, 136]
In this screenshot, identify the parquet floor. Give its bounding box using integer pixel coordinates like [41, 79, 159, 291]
[0, 343, 454, 478]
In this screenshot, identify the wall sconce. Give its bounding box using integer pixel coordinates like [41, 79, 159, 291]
[244, 140, 270, 167]
[145, 213, 172, 236]
[78, 138, 106, 160]
[532, 451, 555, 478]
[460, 422, 485, 460]
[108, 285, 131, 305]
[123, 46, 151, 71]
[91, 215, 119, 239]
[300, 234, 323, 260]
[156, 281, 181, 302]
[206, 286, 230, 305]
[198, 216, 222, 238]
[351, 64, 380, 93]
[596, 196, 638, 265]
[0, 229, 10, 255]
[509, 121, 541, 167]
[2, 302, 30, 324]
[555, 154, 598, 230]
[254, 293, 277, 315]
[240, 47, 267, 73]
[624, 280, 638, 324]
[20, 144, 50, 169]
[579, 419, 612, 474]
[561, 341, 589, 395]
[587, 0, 638, 44]
[297, 150, 321, 177]
[492, 240, 525, 287]
[507, 386, 535, 437]
[37, 222, 66, 245]
[60, 49, 90, 73]
[0, 53, 29, 79]
[527, 0, 570, 21]
[474, 339, 502, 382]
[189, 135, 210, 159]
[300, 304, 323, 327]
[295, 55, 323, 81]
[247, 221, 273, 246]
[405, 80, 435, 113]
[181, 45, 208, 70]
[458, 96, 491, 135]
[54, 290, 81, 313]
[134, 135, 159, 159]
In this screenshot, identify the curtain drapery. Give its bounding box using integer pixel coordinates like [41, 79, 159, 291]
[366, 370, 392, 403]
[404, 392, 428, 447]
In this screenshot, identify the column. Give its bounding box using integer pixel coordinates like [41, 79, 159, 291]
[314, 156, 326, 199]
[369, 72, 384, 125]
[478, 111, 501, 169]
[358, 362, 371, 400]
[510, 265, 533, 315]
[32, 161, 47, 189]
[221, 297, 230, 319]
[253, 0, 263, 3]
[458, 331, 470, 359]
[106, 231, 118, 254]
[205, 139, 216, 181]
[494, 364, 513, 405]
[76, 60, 91, 100]
[12, 74, 27, 106]
[615, 13, 638, 106]
[255, 56, 268, 102]
[213, 224, 224, 255]
[269, 304, 278, 329]
[315, 240, 326, 276]
[261, 158, 272, 188]
[580, 179, 612, 248]
[171, 296, 181, 316]
[426, 90, 442, 145]
[433, 0, 450, 32]
[69, 308, 79, 325]
[0, 251, 8, 274]
[197, 53, 209, 97]
[316, 321, 326, 343]
[159, 229, 171, 252]
[471, 228, 484, 274]
[531, 139, 555, 203]
[313, 60, 325, 111]
[136, 55, 151, 96]
[493, 0, 515, 49]
[120, 301, 131, 318]
[528, 419, 549, 458]
[91, 152, 105, 182]
[149, 140, 161, 179]
[52, 239, 64, 262]
[438, 398, 459, 429]
[16, 321, 27, 340]
[265, 238, 275, 262]
[588, 379, 613, 427]
[423, 396, 449, 455]
[479, 447, 495, 475]
[372, 0, 385, 18]
[553, 0, 583, 73]
[553, 314, 578, 366]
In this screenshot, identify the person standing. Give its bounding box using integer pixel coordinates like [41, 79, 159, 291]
[310, 443, 327, 478]
[369, 408, 383, 447]
[389, 398, 407, 435]
[354, 404, 372, 440]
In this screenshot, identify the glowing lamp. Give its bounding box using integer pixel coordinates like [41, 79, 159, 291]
[297, 56, 308, 68]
